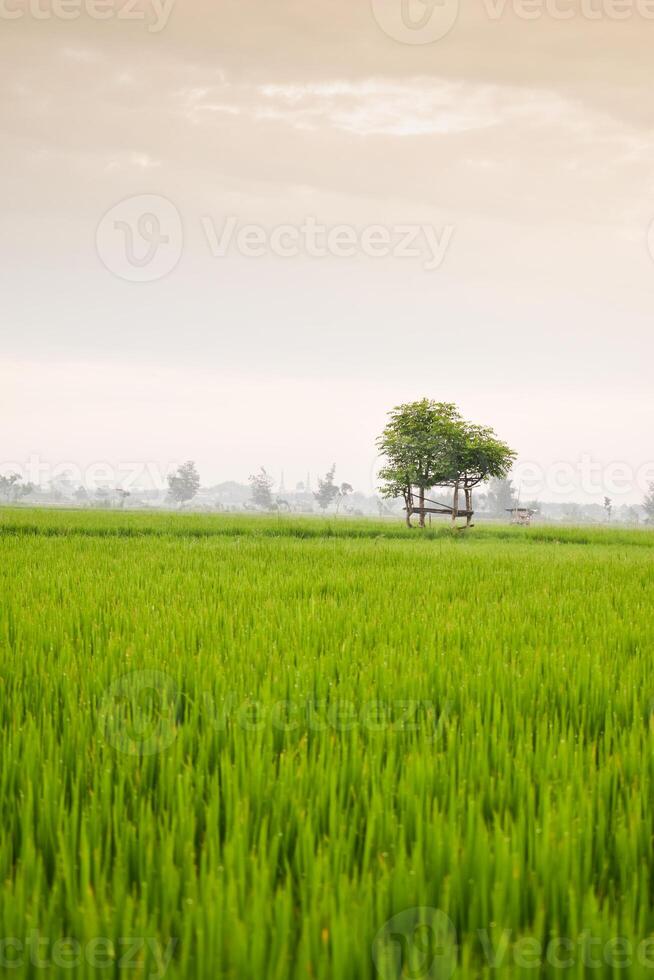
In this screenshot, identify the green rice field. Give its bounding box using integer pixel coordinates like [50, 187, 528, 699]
[1, 507, 654, 978]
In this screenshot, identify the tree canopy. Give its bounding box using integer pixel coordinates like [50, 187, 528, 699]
[377, 399, 516, 527]
[249, 467, 274, 510]
[376, 400, 463, 525]
[167, 461, 201, 505]
[314, 465, 340, 511]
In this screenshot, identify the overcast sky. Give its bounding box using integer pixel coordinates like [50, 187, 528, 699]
[2, 0, 654, 502]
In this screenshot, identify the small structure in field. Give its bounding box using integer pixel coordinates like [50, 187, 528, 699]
[507, 507, 537, 527]
[406, 488, 473, 526]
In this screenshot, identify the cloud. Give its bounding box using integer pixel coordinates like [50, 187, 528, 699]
[59, 46, 99, 63]
[105, 152, 163, 172]
[254, 79, 575, 136]
[178, 76, 579, 137]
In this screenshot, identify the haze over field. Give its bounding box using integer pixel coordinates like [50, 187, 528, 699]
[2, 0, 653, 502]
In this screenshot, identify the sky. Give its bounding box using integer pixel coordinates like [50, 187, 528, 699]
[2, 0, 654, 502]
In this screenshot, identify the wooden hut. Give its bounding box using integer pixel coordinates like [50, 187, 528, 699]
[506, 507, 537, 527]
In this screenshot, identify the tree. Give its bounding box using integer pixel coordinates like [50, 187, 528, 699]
[335, 482, 353, 514]
[167, 461, 201, 506]
[377, 400, 464, 527]
[115, 488, 131, 509]
[449, 423, 516, 528]
[377, 400, 515, 528]
[0, 473, 21, 501]
[314, 465, 340, 511]
[603, 496, 613, 522]
[249, 467, 274, 509]
[486, 477, 518, 518]
[643, 483, 654, 524]
[0, 473, 35, 503]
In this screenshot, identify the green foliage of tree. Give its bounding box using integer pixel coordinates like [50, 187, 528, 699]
[335, 482, 353, 514]
[376, 400, 464, 527]
[486, 478, 518, 517]
[377, 399, 515, 528]
[454, 425, 517, 526]
[0, 473, 35, 503]
[167, 461, 201, 506]
[249, 467, 274, 510]
[314, 465, 340, 511]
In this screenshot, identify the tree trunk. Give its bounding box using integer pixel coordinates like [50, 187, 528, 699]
[451, 482, 459, 528]
[465, 487, 473, 528]
[419, 485, 425, 528]
[404, 488, 412, 527]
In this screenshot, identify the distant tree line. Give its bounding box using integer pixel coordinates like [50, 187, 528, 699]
[164, 461, 357, 513]
[0, 473, 35, 503]
[5, 428, 654, 525]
